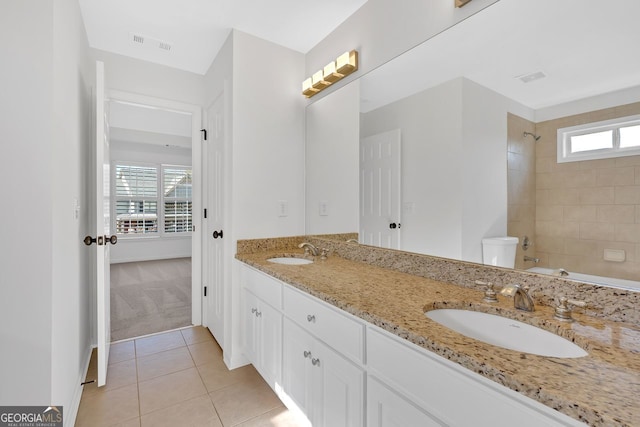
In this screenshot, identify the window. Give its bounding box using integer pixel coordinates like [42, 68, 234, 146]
[114, 163, 192, 236]
[557, 114, 640, 163]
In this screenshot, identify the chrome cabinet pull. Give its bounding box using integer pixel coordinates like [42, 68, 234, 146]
[311, 358, 320, 366]
[307, 314, 316, 322]
[303, 350, 311, 358]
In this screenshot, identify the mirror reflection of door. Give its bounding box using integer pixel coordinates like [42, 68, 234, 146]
[360, 129, 401, 249]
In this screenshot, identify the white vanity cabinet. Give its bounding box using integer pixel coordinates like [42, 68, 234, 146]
[282, 286, 365, 427]
[366, 326, 586, 427]
[282, 318, 365, 427]
[240, 266, 283, 389]
[239, 262, 586, 427]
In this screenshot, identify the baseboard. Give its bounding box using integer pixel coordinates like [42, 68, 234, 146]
[65, 345, 94, 427]
[224, 351, 249, 371]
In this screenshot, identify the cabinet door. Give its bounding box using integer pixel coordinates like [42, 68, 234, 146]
[367, 377, 444, 427]
[314, 340, 364, 427]
[282, 319, 314, 421]
[243, 289, 258, 365]
[256, 300, 282, 389]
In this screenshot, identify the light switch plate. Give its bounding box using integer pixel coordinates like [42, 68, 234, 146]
[277, 200, 288, 217]
[319, 201, 329, 216]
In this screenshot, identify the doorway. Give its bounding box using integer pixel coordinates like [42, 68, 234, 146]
[105, 92, 202, 341]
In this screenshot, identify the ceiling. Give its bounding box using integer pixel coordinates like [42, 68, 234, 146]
[79, 0, 368, 75]
[360, 0, 640, 113]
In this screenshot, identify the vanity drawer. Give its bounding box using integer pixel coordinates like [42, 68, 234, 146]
[283, 285, 364, 364]
[241, 265, 282, 309]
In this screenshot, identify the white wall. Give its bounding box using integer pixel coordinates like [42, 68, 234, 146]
[0, 0, 93, 422]
[306, 80, 360, 235]
[361, 77, 533, 262]
[303, 0, 500, 103]
[0, 0, 55, 406]
[109, 141, 192, 263]
[91, 48, 205, 106]
[231, 30, 306, 240]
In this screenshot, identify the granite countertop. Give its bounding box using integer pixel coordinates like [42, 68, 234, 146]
[236, 249, 640, 427]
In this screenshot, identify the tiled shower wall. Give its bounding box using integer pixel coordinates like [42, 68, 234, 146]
[533, 102, 640, 281]
[507, 113, 537, 271]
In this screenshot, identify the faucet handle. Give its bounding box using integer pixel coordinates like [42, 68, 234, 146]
[475, 280, 498, 303]
[554, 296, 586, 322]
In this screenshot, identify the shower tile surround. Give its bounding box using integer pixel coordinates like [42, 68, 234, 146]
[508, 101, 640, 281]
[236, 235, 640, 426]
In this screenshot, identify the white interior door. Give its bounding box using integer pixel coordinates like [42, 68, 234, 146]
[360, 129, 401, 249]
[95, 61, 112, 386]
[205, 93, 225, 347]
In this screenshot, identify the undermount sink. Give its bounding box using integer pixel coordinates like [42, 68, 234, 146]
[426, 309, 588, 358]
[267, 257, 313, 265]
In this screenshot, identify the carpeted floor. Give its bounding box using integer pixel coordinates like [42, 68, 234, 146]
[110, 258, 192, 341]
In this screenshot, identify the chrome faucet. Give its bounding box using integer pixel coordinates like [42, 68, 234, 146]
[552, 268, 569, 277]
[524, 256, 540, 263]
[500, 284, 535, 312]
[298, 242, 319, 256]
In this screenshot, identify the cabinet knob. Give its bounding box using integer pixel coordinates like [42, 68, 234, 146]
[303, 350, 312, 358]
[307, 314, 316, 322]
[311, 358, 321, 366]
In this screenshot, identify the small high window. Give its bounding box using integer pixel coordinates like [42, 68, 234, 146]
[557, 114, 640, 163]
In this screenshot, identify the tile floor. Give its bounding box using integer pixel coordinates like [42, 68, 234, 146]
[76, 326, 306, 427]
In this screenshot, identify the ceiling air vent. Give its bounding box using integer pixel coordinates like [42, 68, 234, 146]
[131, 33, 145, 45]
[129, 32, 172, 53]
[515, 71, 546, 84]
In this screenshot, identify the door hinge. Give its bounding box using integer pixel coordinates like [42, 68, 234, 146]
[204, 286, 207, 297]
[204, 208, 207, 219]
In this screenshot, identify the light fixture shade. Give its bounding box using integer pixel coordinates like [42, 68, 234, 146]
[312, 70, 330, 90]
[323, 61, 343, 83]
[302, 77, 319, 97]
[336, 50, 358, 75]
[301, 49, 358, 98]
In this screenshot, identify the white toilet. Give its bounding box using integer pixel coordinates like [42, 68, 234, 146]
[482, 237, 518, 268]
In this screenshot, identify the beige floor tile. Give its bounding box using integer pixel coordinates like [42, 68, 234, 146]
[75, 383, 139, 427]
[114, 417, 141, 427]
[181, 326, 215, 345]
[135, 330, 186, 358]
[109, 341, 136, 364]
[197, 361, 261, 393]
[140, 395, 223, 427]
[209, 376, 282, 427]
[136, 346, 194, 381]
[83, 358, 137, 395]
[235, 405, 308, 427]
[138, 367, 207, 415]
[188, 340, 223, 366]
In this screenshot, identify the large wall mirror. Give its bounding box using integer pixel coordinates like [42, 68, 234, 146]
[306, 0, 640, 289]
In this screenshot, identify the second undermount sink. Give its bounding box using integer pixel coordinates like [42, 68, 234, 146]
[426, 309, 588, 358]
[267, 257, 313, 265]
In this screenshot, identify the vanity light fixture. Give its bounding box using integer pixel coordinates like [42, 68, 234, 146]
[302, 50, 358, 98]
[455, 0, 472, 7]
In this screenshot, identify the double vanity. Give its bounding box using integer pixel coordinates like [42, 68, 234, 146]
[236, 235, 640, 426]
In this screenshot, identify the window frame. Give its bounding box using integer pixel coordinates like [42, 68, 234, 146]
[111, 161, 193, 239]
[557, 114, 640, 163]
